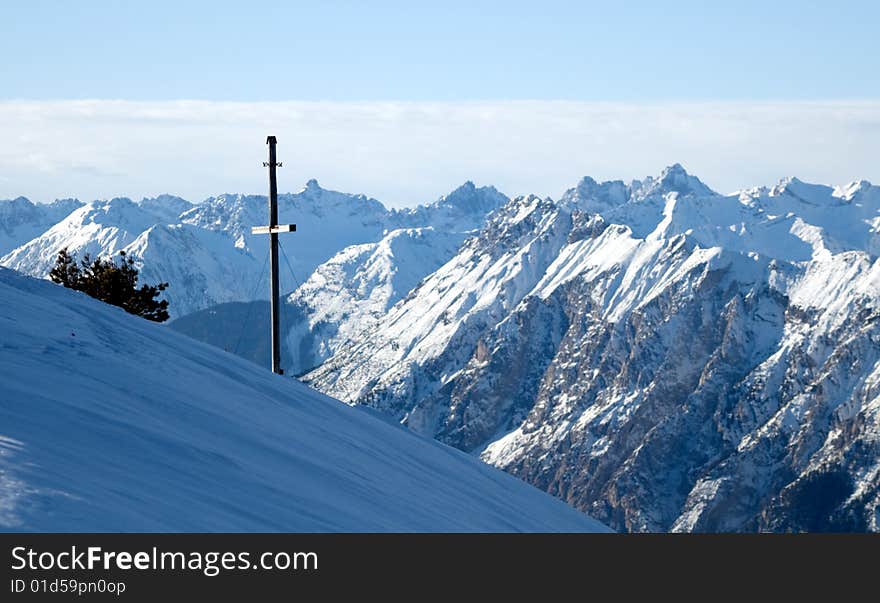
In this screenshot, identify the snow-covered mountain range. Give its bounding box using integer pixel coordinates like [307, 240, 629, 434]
[0, 266, 606, 531]
[5, 166, 879, 532]
[0, 196, 83, 256]
[304, 165, 880, 533]
[0, 181, 507, 319]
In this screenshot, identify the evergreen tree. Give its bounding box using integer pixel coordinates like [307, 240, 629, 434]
[49, 249, 170, 322]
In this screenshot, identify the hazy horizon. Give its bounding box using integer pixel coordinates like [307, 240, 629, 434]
[2, 99, 878, 208]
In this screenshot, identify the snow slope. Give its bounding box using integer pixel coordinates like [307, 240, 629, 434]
[281, 227, 467, 374]
[0, 267, 606, 532]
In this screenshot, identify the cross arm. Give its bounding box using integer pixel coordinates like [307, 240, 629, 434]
[251, 224, 297, 235]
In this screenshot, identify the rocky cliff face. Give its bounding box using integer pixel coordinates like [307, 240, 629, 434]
[306, 167, 880, 532]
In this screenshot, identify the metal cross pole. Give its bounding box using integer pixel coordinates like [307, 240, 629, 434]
[251, 135, 296, 375]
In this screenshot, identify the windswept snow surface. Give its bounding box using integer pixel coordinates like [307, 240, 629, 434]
[0, 268, 606, 532]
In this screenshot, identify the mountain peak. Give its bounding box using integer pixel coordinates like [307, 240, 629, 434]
[771, 176, 835, 203]
[141, 193, 187, 203]
[96, 197, 137, 211]
[835, 179, 874, 201]
[658, 163, 692, 188]
[558, 176, 630, 212]
[451, 180, 477, 193]
[305, 178, 321, 191]
[137, 194, 194, 222]
[435, 181, 506, 215]
[663, 162, 687, 174]
[576, 175, 598, 188]
[0, 196, 35, 210]
[48, 197, 82, 209]
[635, 164, 715, 199]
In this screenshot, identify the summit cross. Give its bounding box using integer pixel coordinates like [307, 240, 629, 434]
[251, 135, 296, 375]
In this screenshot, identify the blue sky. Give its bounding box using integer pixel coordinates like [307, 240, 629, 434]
[3, 0, 878, 101]
[0, 2, 878, 206]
